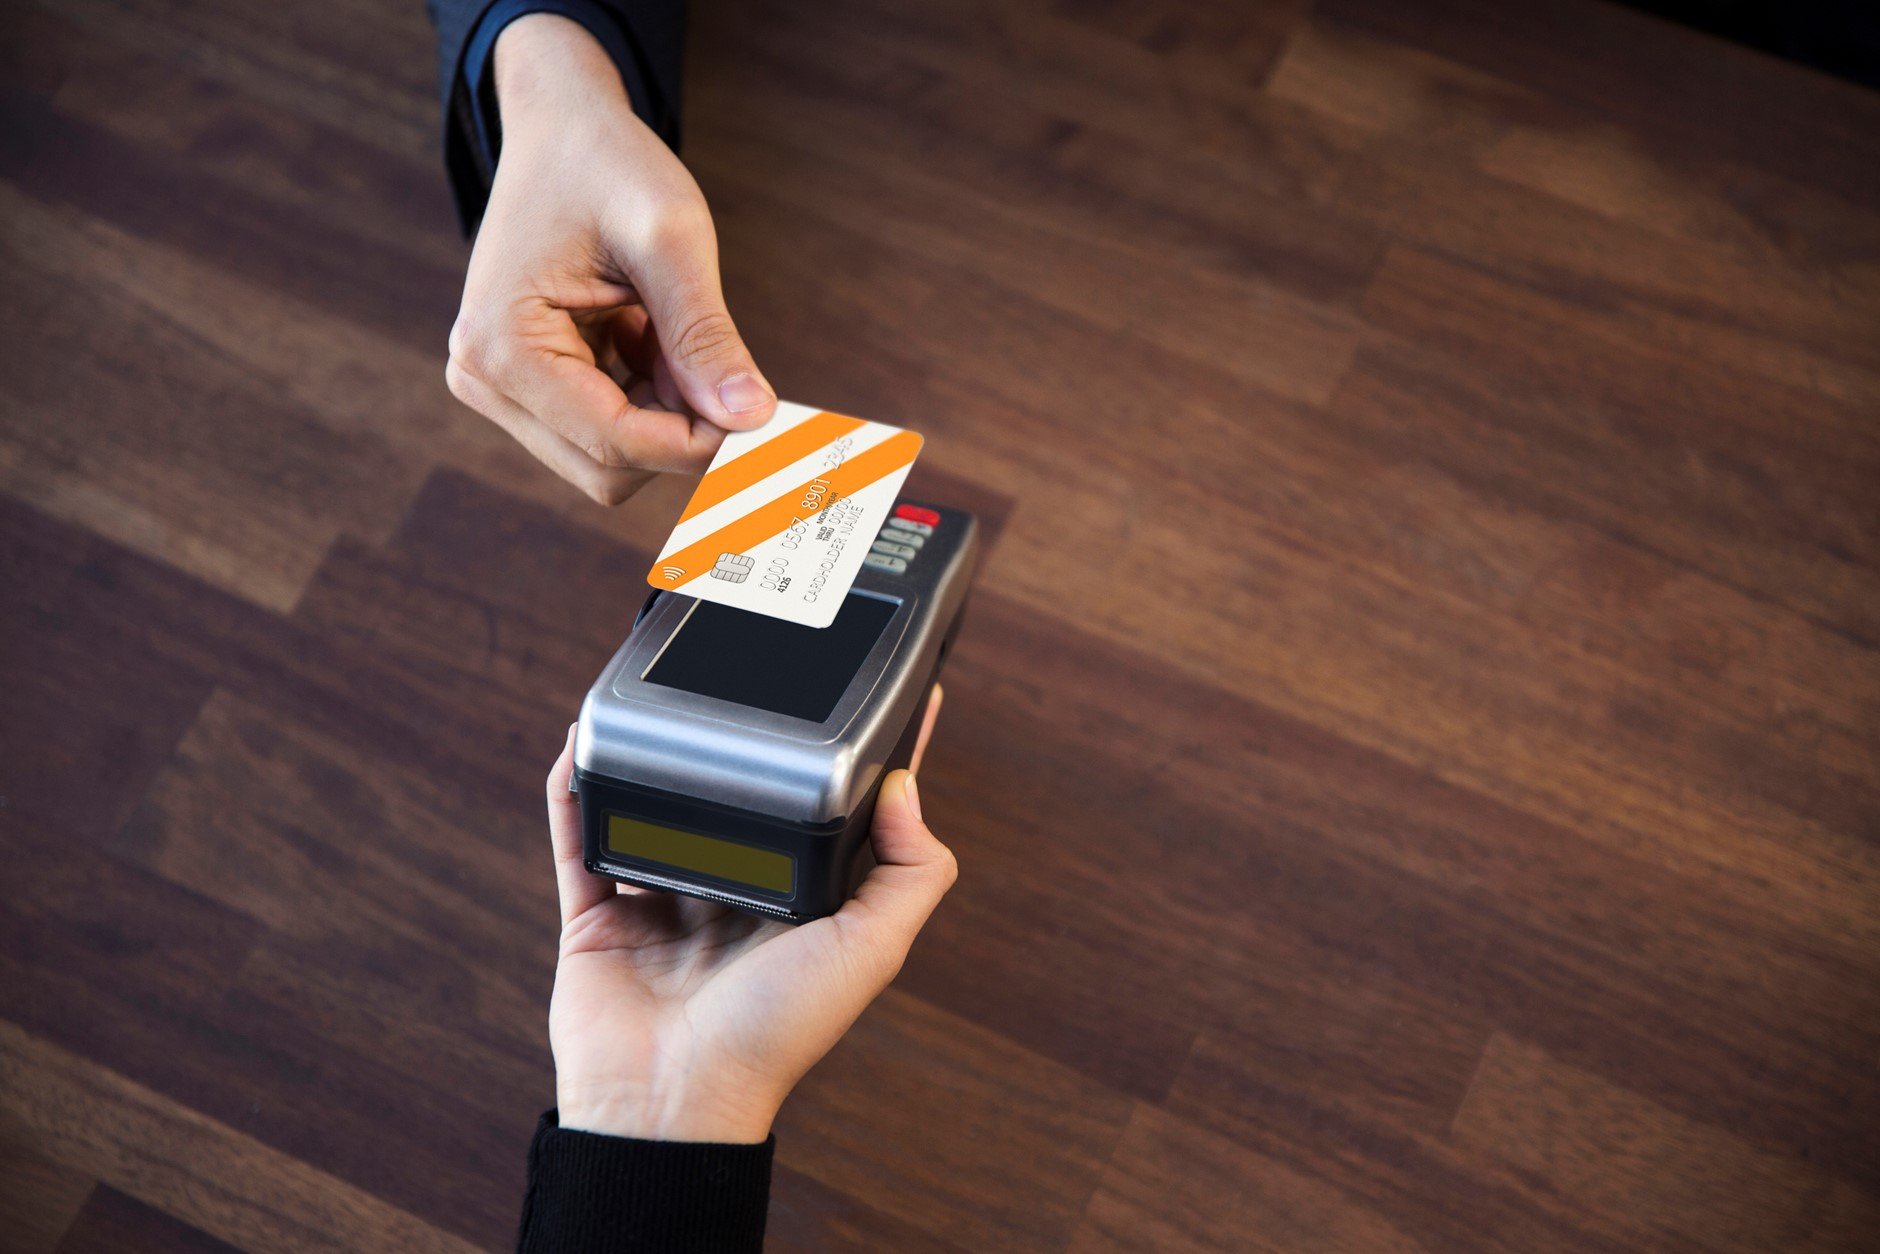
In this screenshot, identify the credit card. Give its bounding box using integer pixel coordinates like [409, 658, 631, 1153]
[647, 401, 924, 628]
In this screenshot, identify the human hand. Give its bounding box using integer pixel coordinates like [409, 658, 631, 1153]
[446, 13, 777, 505]
[543, 690, 957, 1142]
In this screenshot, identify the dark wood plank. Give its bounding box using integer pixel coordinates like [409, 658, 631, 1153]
[0, 499, 226, 839]
[694, 2, 1388, 309]
[0, 811, 262, 1079]
[0, 185, 425, 610]
[0, 1135, 94, 1254]
[1447, 1034, 1880, 1252]
[765, 1164, 968, 1254]
[1165, 1033, 1618, 1252]
[0, 1020, 474, 1252]
[0, 94, 458, 367]
[1351, 247, 1880, 642]
[0, 3, 459, 355]
[938, 596, 1880, 1184]
[55, 1187, 241, 1254]
[776, 991, 1132, 1252]
[1070, 1103, 1434, 1253]
[1317, 0, 1880, 208]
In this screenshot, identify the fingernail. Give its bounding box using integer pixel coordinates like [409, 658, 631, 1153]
[904, 772, 922, 822]
[717, 372, 773, 415]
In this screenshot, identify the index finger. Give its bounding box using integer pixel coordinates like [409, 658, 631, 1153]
[538, 344, 726, 472]
[465, 302, 726, 474]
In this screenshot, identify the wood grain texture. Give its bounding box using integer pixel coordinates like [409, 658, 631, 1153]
[1, 0, 1876, 1249]
[0, 1135, 94, 1254]
[53, 1187, 244, 1254]
[0, 1020, 475, 1252]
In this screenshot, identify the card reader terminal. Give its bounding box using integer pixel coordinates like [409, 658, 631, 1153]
[573, 502, 979, 921]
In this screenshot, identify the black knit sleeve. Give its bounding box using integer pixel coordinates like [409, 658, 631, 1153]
[426, 0, 688, 233]
[515, 1110, 774, 1253]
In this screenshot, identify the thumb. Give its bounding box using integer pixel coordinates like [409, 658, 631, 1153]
[837, 771, 958, 964]
[633, 222, 776, 431]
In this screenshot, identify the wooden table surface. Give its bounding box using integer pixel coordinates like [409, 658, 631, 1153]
[3, 0, 1877, 1249]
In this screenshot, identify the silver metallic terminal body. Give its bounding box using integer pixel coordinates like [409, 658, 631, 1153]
[574, 509, 979, 826]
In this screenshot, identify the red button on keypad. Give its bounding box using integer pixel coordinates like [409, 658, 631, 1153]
[894, 504, 941, 527]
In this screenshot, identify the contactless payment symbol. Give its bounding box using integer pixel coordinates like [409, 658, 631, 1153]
[710, 552, 754, 583]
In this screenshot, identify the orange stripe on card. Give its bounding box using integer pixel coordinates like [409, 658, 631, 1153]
[677, 411, 867, 524]
[650, 431, 924, 593]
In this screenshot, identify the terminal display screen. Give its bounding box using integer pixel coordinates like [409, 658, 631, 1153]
[645, 593, 897, 722]
[606, 814, 795, 895]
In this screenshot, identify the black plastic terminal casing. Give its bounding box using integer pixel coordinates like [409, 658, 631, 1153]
[574, 682, 936, 922]
[573, 498, 975, 922]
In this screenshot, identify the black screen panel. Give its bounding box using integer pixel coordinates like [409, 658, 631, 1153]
[645, 594, 898, 722]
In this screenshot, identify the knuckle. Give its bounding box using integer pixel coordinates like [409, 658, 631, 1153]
[642, 197, 712, 251]
[599, 470, 652, 505]
[665, 307, 740, 365]
[580, 416, 638, 472]
[582, 476, 632, 506]
[570, 432, 611, 467]
[449, 314, 519, 386]
[585, 404, 669, 480]
[557, 405, 633, 473]
[443, 357, 473, 402]
[446, 317, 485, 373]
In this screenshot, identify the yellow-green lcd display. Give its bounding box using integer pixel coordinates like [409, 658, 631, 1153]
[606, 814, 795, 895]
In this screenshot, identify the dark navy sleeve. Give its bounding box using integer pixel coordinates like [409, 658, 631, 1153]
[427, 0, 687, 233]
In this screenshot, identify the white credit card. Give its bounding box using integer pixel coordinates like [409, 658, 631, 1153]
[646, 401, 923, 628]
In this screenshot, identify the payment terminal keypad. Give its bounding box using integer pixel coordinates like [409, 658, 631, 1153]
[866, 503, 943, 575]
